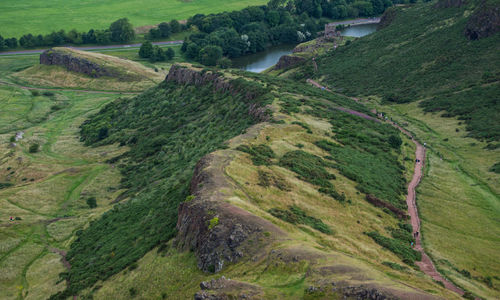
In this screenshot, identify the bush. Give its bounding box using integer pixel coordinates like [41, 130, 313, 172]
[236, 144, 275, 166]
[269, 205, 332, 234]
[30, 90, 40, 97]
[29, 143, 40, 153]
[382, 261, 407, 271]
[280, 150, 335, 189]
[208, 217, 219, 230]
[367, 231, 421, 265]
[86, 197, 97, 209]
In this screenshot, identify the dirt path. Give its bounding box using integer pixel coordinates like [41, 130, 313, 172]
[307, 78, 465, 297]
[397, 126, 464, 296]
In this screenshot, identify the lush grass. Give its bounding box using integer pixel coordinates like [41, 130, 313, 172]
[0, 82, 123, 299]
[0, 0, 267, 37]
[310, 2, 500, 141]
[366, 98, 500, 298]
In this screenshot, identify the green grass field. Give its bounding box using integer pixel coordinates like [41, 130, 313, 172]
[0, 0, 267, 37]
[0, 54, 129, 298]
[366, 98, 500, 299]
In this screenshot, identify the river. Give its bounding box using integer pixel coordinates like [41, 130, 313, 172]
[233, 23, 378, 73]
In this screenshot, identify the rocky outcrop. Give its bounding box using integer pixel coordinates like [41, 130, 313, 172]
[194, 276, 263, 299]
[464, 2, 500, 40]
[166, 65, 271, 121]
[274, 55, 306, 70]
[175, 152, 282, 273]
[378, 7, 398, 30]
[40, 49, 119, 78]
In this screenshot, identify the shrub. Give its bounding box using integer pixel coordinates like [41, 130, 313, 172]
[367, 231, 421, 264]
[280, 150, 335, 189]
[129, 287, 137, 297]
[236, 144, 275, 166]
[208, 217, 219, 230]
[86, 197, 97, 209]
[382, 261, 407, 271]
[9, 136, 15, 143]
[269, 205, 332, 234]
[30, 90, 40, 97]
[29, 143, 40, 153]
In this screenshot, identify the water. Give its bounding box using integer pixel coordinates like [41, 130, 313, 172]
[231, 44, 296, 73]
[232, 23, 378, 73]
[340, 23, 378, 37]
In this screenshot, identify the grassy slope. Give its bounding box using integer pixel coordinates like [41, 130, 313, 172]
[0, 85, 125, 299]
[0, 0, 267, 37]
[366, 98, 500, 299]
[75, 78, 460, 299]
[312, 2, 500, 141]
[62, 68, 461, 299]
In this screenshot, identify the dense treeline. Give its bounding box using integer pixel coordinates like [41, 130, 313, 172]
[50, 78, 272, 298]
[0, 18, 135, 50]
[179, 0, 396, 65]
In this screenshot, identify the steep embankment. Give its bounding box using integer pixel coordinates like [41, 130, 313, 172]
[12, 47, 164, 92]
[51, 65, 464, 299]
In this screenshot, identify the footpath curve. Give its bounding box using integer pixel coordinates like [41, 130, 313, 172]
[307, 79, 464, 297]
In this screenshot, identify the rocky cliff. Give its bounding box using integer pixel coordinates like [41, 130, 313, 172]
[165, 65, 271, 121]
[40, 48, 122, 78]
[175, 151, 282, 273]
[274, 55, 306, 70]
[464, 1, 500, 40]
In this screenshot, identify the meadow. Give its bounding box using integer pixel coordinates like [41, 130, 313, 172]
[0, 0, 267, 37]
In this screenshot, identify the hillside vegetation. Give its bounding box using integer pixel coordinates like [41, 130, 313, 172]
[307, 2, 500, 141]
[46, 65, 462, 299]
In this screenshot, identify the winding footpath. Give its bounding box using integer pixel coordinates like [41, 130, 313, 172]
[307, 79, 465, 297]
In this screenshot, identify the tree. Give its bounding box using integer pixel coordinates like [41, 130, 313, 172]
[0, 35, 5, 50]
[139, 41, 154, 58]
[200, 45, 222, 66]
[266, 10, 280, 27]
[150, 46, 166, 62]
[185, 43, 200, 59]
[148, 28, 162, 40]
[170, 19, 181, 33]
[109, 18, 135, 42]
[5, 38, 17, 48]
[158, 22, 171, 38]
[217, 57, 232, 69]
[165, 48, 175, 60]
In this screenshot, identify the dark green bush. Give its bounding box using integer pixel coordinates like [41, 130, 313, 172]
[28, 143, 39, 153]
[367, 231, 421, 265]
[269, 205, 332, 234]
[86, 197, 97, 209]
[236, 144, 275, 166]
[279, 150, 335, 189]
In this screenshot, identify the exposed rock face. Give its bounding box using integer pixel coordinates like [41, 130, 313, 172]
[378, 7, 398, 30]
[175, 153, 282, 273]
[464, 2, 500, 40]
[194, 276, 263, 299]
[274, 55, 306, 70]
[166, 65, 271, 121]
[40, 49, 118, 78]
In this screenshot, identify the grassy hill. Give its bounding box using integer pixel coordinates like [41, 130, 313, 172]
[0, 0, 267, 37]
[12, 48, 165, 92]
[307, 1, 499, 142]
[283, 1, 500, 298]
[43, 65, 463, 299]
